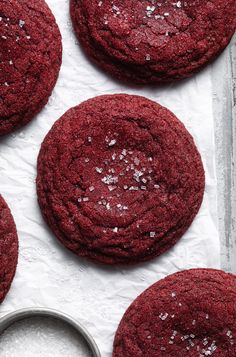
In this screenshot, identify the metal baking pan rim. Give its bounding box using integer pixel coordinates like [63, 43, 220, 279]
[0, 307, 101, 357]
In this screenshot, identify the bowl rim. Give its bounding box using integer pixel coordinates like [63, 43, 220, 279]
[0, 307, 101, 357]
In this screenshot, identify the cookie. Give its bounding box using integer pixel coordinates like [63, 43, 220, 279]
[0, 0, 62, 136]
[70, 0, 236, 84]
[37, 94, 204, 265]
[0, 195, 18, 303]
[113, 269, 236, 356]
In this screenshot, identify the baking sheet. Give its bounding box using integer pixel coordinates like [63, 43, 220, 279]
[0, 0, 220, 355]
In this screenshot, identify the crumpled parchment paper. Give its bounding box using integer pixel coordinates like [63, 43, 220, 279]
[0, 0, 220, 356]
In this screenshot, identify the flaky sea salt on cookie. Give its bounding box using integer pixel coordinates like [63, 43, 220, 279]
[0, 0, 62, 135]
[113, 269, 236, 356]
[71, 0, 236, 84]
[37, 94, 204, 265]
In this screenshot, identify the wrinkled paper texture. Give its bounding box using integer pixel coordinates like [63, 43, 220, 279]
[0, 1, 220, 356]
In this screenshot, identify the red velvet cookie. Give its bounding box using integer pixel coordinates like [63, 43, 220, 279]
[0, 0, 62, 136]
[37, 94, 204, 265]
[0, 195, 18, 303]
[113, 269, 236, 356]
[70, 0, 236, 84]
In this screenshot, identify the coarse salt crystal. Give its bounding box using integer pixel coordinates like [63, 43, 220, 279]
[96, 167, 103, 173]
[19, 19, 25, 27]
[102, 175, 118, 185]
[108, 139, 116, 146]
[159, 312, 168, 320]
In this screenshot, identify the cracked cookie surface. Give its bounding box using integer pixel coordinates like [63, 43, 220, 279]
[0, 0, 62, 135]
[70, 0, 236, 84]
[0, 195, 18, 303]
[113, 269, 236, 356]
[37, 94, 204, 265]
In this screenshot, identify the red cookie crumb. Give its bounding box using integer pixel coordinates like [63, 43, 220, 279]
[37, 94, 204, 265]
[113, 269, 236, 356]
[0, 195, 18, 303]
[70, 0, 236, 84]
[0, 0, 62, 135]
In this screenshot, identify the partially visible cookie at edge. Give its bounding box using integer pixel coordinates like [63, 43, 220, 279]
[0, 0, 62, 135]
[113, 269, 236, 356]
[0, 195, 18, 303]
[70, 0, 236, 84]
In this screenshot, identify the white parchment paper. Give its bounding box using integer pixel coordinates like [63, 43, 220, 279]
[0, 0, 220, 355]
